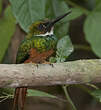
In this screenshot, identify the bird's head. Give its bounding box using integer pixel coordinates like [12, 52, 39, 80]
[28, 10, 71, 37]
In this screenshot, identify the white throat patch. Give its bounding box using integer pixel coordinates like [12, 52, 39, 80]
[36, 28, 54, 36]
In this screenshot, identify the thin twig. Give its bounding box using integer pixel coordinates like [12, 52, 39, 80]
[62, 85, 77, 110]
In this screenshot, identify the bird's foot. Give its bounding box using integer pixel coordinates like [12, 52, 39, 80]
[43, 61, 54, 67]
[31, 62, 39, 68]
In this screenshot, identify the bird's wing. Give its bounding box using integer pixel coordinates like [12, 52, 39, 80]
[16, 39, 34, 64]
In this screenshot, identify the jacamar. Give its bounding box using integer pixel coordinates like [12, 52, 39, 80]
[12, 10, 71, 110]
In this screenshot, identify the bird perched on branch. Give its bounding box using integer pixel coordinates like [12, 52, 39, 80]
[12, 10, 71, 110]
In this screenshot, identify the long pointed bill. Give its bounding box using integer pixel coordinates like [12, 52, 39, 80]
[47, 10, 71, 30]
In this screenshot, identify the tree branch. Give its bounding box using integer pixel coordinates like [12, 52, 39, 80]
[0, 59, 101, 88]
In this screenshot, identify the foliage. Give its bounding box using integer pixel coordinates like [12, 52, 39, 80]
[77, 84, 101, 103]
[63, 0, 101, 58]
[0, 6, 16, 62]
[84, 4, 101, 58]
[90, 89, 101, 103]
[9, 0, 82, 35]
[50, 35, 74, 63]
[9, 0, 46, 32]
[27, 89, 57, 98]
[56, 35, 74, 62]
[0, 88, 14, 96]
[0, 88, 58, 102]
[0, 88, 14, 102]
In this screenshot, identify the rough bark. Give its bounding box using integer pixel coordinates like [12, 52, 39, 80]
[0, 59, 101, 88]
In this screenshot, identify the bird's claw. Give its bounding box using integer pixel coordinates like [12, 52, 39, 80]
[49, 63, 54, 67]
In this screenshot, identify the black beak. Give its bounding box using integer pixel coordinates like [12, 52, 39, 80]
[46, 10, 71, 31]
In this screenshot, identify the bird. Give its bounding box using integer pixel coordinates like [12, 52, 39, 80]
[12, 10, 71, 110]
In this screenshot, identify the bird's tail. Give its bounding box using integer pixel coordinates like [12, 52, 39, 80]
[12, 87, 27, 110]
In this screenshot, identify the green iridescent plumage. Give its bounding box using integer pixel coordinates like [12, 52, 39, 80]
[16, 34, 57, 64]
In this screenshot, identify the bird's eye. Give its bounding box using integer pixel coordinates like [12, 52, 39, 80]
[38, 24, 44, 31]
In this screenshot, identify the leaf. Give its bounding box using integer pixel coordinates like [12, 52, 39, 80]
[9, 0, 46, 32]
[27, 89, 57, 98]
[84, 12, 101, 58]
[56, 35, 74, 62]
[54, 21, 69, 39]
[90, 89, 101, 102]
[65, 8, 83, 21]
[0, 6, 16, 62]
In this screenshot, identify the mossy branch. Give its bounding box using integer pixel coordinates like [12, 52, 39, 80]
[0, 59, 101, 88]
